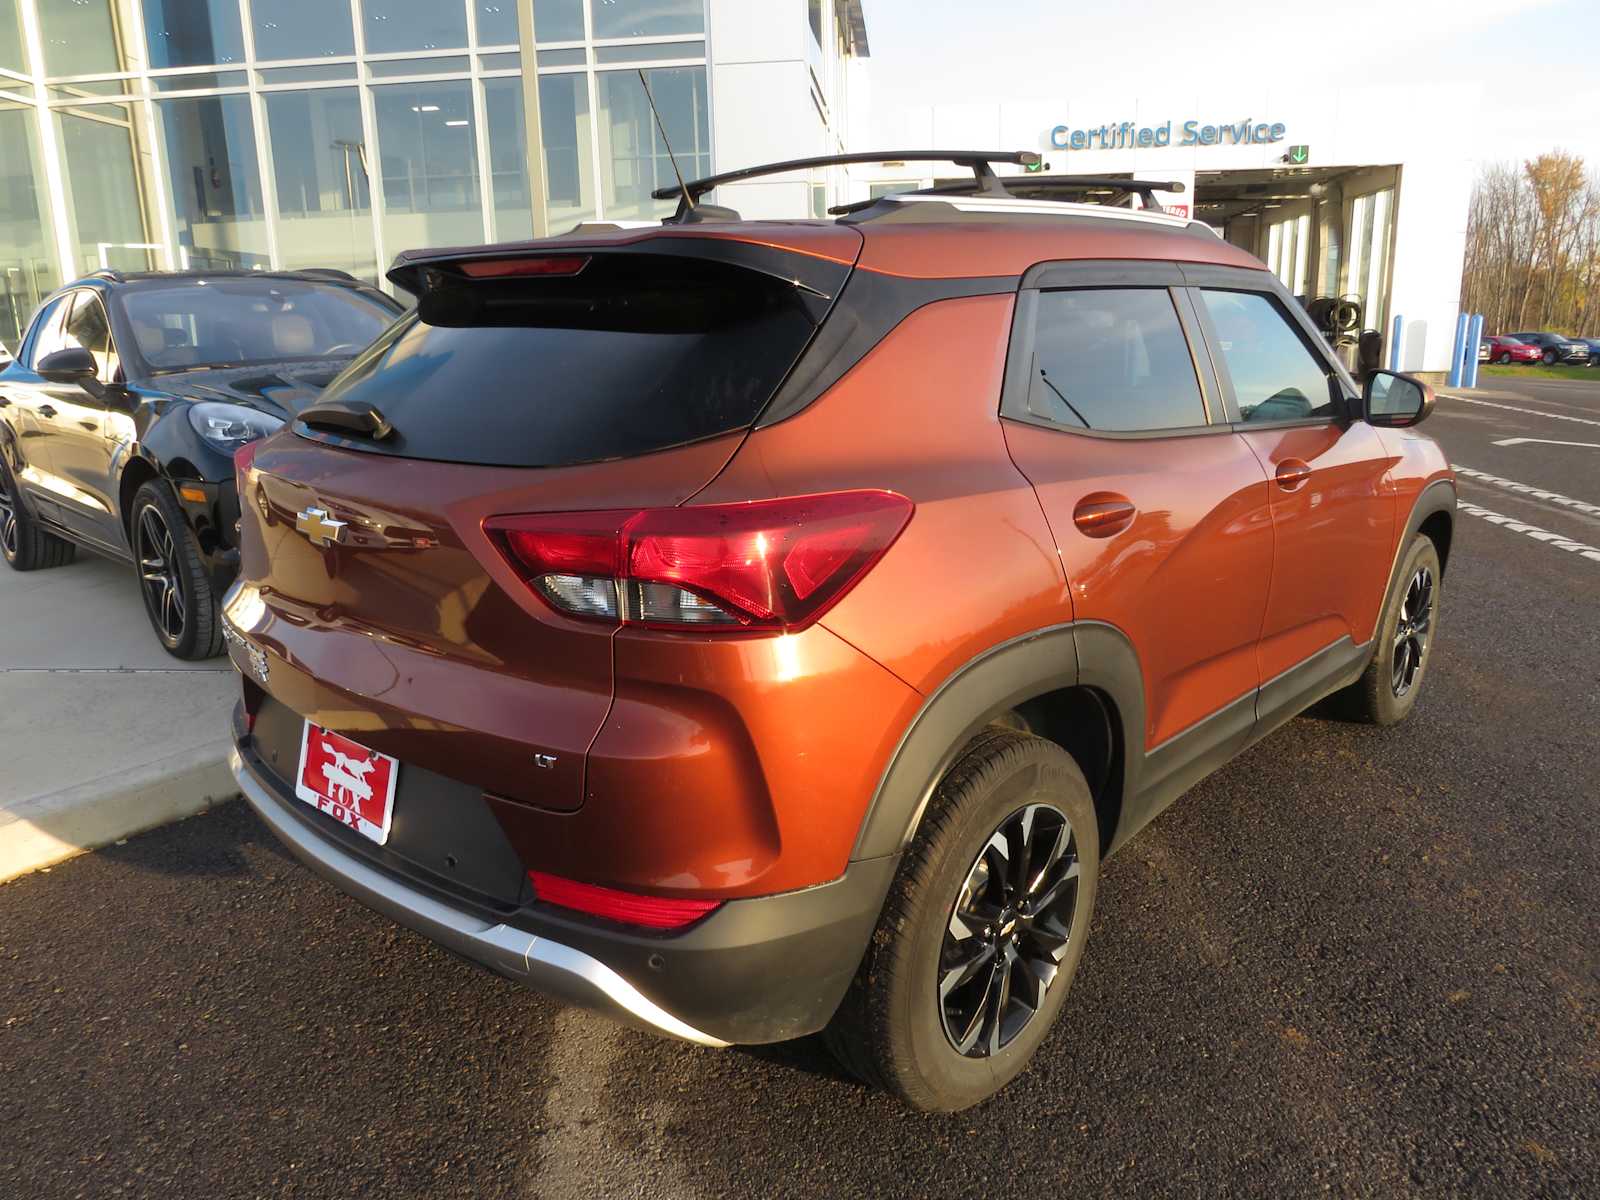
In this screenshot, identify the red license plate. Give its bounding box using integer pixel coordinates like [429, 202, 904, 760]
[294, 722, 399, 846]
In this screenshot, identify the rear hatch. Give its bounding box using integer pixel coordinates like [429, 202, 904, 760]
[231, 228, 859, 832]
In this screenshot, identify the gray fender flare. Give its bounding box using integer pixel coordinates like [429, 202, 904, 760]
[850, 621, 1146, 861]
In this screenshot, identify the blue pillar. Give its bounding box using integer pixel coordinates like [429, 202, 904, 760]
[1463, 313, 1485, 388]
[1389, 314, 1404, 372]
[1447, 311, 1469, 388]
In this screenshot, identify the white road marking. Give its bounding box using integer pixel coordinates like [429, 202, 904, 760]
[1442, 394, 1600, 428]
[1456, 502, 1600, 564]
[1451, 466, 1600, 518]
[1492, 437, 1600, 450]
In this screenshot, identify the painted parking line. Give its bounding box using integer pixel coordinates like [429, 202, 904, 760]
[1456, 502, 1600, 564]
[1442, 394, 1600, 429]
[1451, 465, 1600, 518]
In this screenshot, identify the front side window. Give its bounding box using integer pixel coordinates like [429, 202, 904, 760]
[1027, 288, 1207, 433]
[1200, 289, 1336, 423]
[64, 292, 118, 380]
[26, 295, 72, 367]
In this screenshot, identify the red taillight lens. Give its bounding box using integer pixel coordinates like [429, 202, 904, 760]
[486, 491, 913, 632]
[529, 871, 721, 930]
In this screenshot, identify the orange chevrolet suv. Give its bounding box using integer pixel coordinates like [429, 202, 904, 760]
[224, 153, 1455, 1111]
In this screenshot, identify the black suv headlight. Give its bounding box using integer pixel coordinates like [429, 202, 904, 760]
[188, 402, 284, 453]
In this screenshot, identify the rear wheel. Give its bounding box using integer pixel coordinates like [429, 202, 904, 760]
[131, 479, 223, 660]
[1496, 352, 1512, 364]
[1334, 533, 1441, 726]
[1542, 349, 1557, 365]
[824, 729, 1099, 1111]
[0, 452, 75, 571]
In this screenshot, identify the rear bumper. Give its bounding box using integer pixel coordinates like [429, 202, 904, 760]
[231, 734, 899, 1046]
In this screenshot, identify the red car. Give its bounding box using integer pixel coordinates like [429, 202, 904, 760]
[1484, 334, 1541, 364]
[224, 154, 1454, 1111]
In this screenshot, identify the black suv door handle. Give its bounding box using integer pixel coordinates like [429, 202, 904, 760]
[38, 404, 57, 419]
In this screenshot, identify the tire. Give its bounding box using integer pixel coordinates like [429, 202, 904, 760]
[824, 728, 1099, 1111]
[0, 451, 76, 571]
[1333, 533, 1442, 726]
[1542, 349, 1557, 365]
[130, 478, 223, 660]
[1496, 352, 1512, 364]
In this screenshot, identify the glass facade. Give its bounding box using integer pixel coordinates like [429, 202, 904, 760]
[0, 0, 716, 341]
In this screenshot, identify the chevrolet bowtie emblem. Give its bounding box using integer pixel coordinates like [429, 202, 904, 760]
[295, 506, 347, 547]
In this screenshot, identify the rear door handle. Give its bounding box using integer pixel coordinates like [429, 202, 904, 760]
[38, 404, 57, 419]
[1275, 459, 1312, 491]
[1072, 493, 1137, 539]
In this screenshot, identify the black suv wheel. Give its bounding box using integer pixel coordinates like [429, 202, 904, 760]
[825, 728, 1099, 1111]
[0, 452, 76, 571]
[131, 479, 223, 660]
[1334, 532, 1442, 725]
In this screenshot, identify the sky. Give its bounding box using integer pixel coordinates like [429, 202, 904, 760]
[859, 0, 1600, 172]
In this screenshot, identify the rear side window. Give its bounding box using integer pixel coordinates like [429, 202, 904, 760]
[311, 254, 820, 468]
[1200, 289, 1336, 423]
[1026, 288, 1206, 432]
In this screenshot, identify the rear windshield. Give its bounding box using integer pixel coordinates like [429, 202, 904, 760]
[305, 254, 820, 468]
[124, 279, 397, 372]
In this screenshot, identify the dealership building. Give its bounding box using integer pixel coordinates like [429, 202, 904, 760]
[842, 86, 1478, 376]
[2, 1, 1472, 374]
[0, 0, 869, 348]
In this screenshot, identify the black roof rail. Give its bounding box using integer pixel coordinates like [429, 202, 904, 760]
[903, 174, 1185, 210]
[85, 268, 125, 284]
[652, 149, 1041, 223]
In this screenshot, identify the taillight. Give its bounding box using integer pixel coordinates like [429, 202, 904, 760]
[529, 871, 721, 930]
[485, 491, 913, 632]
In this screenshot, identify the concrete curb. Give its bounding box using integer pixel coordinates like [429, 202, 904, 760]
[0, 739, 237, 883]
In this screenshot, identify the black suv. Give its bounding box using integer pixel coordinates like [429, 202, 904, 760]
[0, 270, 401, 657]
[1507, 331, 1591, 365]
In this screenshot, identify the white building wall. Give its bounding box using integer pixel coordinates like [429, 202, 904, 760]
[706, 0, 856, 220]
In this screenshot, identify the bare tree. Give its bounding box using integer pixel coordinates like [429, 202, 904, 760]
[1461, 152, 1600, 336]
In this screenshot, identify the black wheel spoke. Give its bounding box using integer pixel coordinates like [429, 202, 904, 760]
[1031, 858, 1080, 914]
[940, 940, 997, 1001]
[984, 948, 1015, 1056]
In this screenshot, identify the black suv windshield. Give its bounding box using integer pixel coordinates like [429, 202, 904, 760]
[123, 279, 397, 372]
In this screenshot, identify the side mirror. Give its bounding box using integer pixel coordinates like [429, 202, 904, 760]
[1362, 369, 1434, 428]
[37, 346, 98, 384]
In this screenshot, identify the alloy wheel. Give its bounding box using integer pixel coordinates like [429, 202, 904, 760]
[136, 503, 187, 643]
[0, 467, 16, 561]
[1391, 564, 1434, 698]
[939, 803, 1080, 1058]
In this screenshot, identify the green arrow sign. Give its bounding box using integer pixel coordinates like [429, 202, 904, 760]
[1287, 145, 1309, 165]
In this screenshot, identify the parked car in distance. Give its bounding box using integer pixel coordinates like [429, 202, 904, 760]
[0, 270, 403, 657]
[223, 157, 1456, 1112]
[1506, 330, 1591, 365]
[1483, 334, 1541, 364]
[1578, 337, 1600, 366]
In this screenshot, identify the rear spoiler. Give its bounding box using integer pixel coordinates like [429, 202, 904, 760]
[386, 234, 860, 314]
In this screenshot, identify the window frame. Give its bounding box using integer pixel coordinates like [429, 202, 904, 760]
[999, 260, 1225, 440]
[1179, 263, 1358, 430]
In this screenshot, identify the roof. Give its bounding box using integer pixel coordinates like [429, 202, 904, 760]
[390, 207, 1266, 287]
[72, 268, 368, 288]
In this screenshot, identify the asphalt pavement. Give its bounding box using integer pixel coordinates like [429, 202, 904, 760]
[2, 378, 1598, 1198]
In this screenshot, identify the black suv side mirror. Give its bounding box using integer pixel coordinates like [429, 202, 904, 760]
[37, 346, 98, 384]
[1362, 369, 1434, 428]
